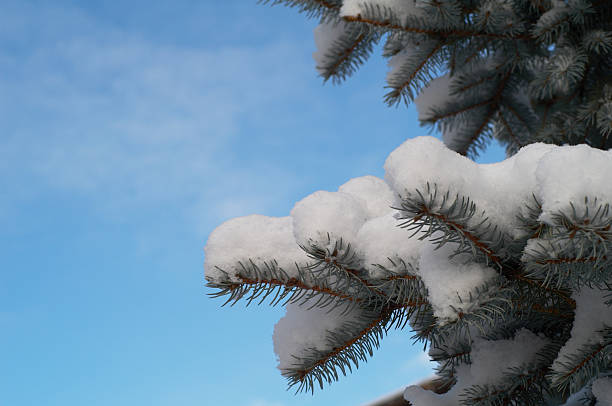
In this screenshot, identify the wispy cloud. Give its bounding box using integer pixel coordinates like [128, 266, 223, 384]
[0, 2, 317, 231]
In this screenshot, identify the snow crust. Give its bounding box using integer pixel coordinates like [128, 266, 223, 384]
[404, 329, 549, 405]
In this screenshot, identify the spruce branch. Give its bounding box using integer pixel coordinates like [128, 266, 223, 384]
[343, 12, 529, 41]
[207, 259, 368, 310]
[549, 326, 612, 396]
[397, 183, 513, 269]
[522, 197, 612, 288]
[460, 364, 551, 405]
[284, 307, 390, 393]
[284, 304, 414, 393]
[314, 21, 380, 83]
[384, 39, 445, 106]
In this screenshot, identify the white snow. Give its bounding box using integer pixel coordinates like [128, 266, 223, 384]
[340, 0, 425, 22]
[551, 286, 612, 376]
[535, 145, 612, 224]
[480, 142, 555, 239]
[356, 212, 423, 278]
[291, 190, 369, 251]
[338, 175, 396, 219]
[592, 377, 612, 406]
[404, 329, 549, 405]
[273, 300, 363, 372]
[204, 135, 612, 400]
[417, 244, 498, 324]
[384, 136, 479, 197]
[313, 20, 349, 76]
[204, 215, 309, 283]
[384, 137, 557, 237]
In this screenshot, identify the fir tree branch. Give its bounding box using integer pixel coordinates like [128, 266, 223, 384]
[497, 109, 523, 148]
[343, 14, 530, 40]
[286, 306, 402, 392]
[324, 32, 366, 77]
[503, 100, 533, 137]
[549, 327, 612, 395]
[384, 41, 444, 105]
[513, 274, 576, 308]
[398, 183, 511, 269]
[235, 275, 361, 304]
[461, 365, 550, 405]
[207, 259, 371, 309]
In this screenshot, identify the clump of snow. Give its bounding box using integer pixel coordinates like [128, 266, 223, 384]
[384, 136, 479, 198]
[384, 137, 558, 237]
[551, 286, 612, 375]
[404, 329, 549, 405]
[338, 175, 396, 219]
[521, 238, 561, 263]
[313, 20, 349, 76]
[417, 244, 498, 324]
[273, 300, 362, 372]
[355, 212, 423, 278]
[291, 190, 369, 250]
[535, 145, 612, 224]
[340, 0, 425, 22]
[592, 377, 612, 405]
[481, 142, 555, 239]
[205, 135, 612, 400]
[204, 215, 309, 283]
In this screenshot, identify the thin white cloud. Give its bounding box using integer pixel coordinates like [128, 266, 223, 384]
[0, 2, 317, 229]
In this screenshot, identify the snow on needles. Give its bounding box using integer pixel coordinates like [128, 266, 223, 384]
[404, 329, 550, 406]
[204, 215, 310, 283]
[384, 136, 556, 237]
[206, 135, 611, 297]
[592, 377, 612, 405]
[418, 244, 498, 324]
[340, 0, 425, 22]
[273, 300, 363, 373]
[313, 20, 349, 76]
[551, 286, 612, 377]
[204, 136, 612, 386]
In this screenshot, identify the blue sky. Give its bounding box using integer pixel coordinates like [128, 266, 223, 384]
[0, 1, 505, 405]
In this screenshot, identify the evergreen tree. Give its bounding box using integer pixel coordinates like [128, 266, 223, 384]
[205, 1, 612, 404]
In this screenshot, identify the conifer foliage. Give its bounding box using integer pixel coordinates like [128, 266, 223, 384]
[205, 1, 612, 404]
